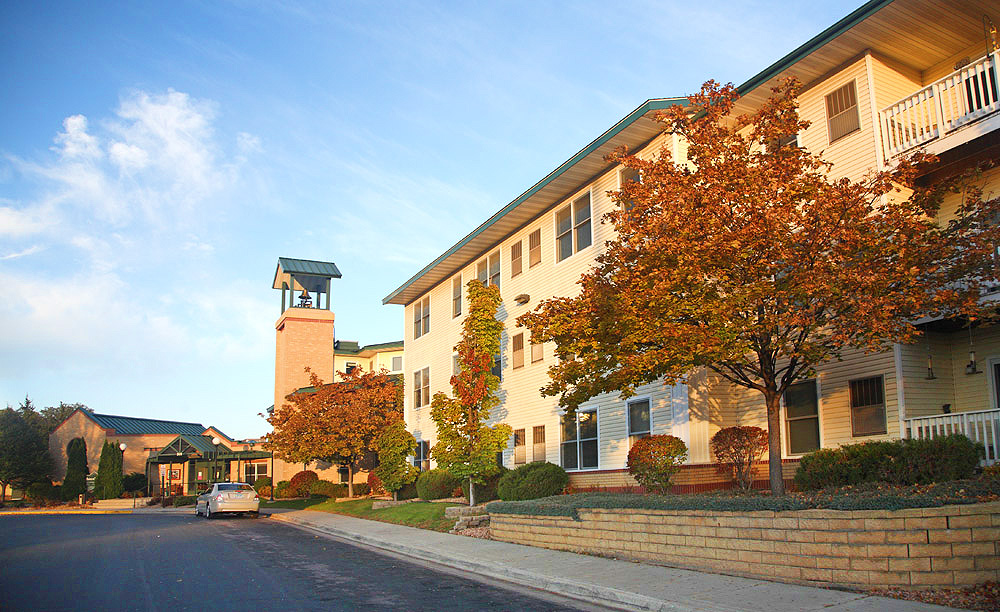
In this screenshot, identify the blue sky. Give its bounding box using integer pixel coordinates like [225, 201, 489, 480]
[1, 0, 861, 438]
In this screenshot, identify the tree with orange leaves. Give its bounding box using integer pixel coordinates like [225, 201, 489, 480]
[518, 80, 999, 495]
[265, 366, 402, 497]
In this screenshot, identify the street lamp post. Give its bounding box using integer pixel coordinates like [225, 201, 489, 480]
[119, 443, 129, 506]
[212, 437, 221, 483]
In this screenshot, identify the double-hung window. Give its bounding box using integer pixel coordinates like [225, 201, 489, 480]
[477, 251, 500, 288]
[512, 333, 525, 369]
[511, 241, 523, 278]
[627, 398, 650, 446]
[513, 429, 526, 464]
[784, 380, 820, 454]
[413, 367, 430, 408]
[555, 192, 592, 262]
[391, 356, 402, 372]
[561, 409, 598, 470]
[413, 296, 430, 339]
[452, 276, 462, 318]
[533, 426, 545, 462]
[850, 375, 887, 436]
[528, 229, 542, 268]
[413, 440, 430, 471]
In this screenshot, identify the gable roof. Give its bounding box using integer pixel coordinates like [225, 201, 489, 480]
[273, 257, 342, 291]
[334, 339, 404, 356]
[82, 411, 206, 436]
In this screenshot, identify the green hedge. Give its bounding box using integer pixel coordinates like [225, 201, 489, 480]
[416, 469, 459, 500]
[497, 462, 568, 501]
[486, 477, 1000, 519]
[794, 435, 983, 490]
[461, 467, 508, 503]
[173, 495, 197, 507]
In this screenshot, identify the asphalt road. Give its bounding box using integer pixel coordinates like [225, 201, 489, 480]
[0, 514, 593, 611]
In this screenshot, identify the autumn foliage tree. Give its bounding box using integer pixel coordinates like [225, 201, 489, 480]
[519, 80, 1000, 495]
[266, 366, 401, 497]
[374, 420, 419, 501]
[430, 279, 512, 506]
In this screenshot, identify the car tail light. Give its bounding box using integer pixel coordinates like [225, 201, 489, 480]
[253, 495, 259, 501]
[215, 494, 224, 502]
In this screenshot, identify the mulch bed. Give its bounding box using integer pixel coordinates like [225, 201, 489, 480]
[870, 581, 1000, 611]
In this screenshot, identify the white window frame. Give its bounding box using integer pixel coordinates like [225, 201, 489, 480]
[413, 440, 430, 471]
[561, 407, 599, 471]
[528, 228, 542, 268]
[390, 355, 402, 372]
[532, 425, 546, 462]
[413, 296, 430, 339]
[849, 374, 887, 437]
[452, 275, 462, 318]
[988, 356, 1000, 411]
[413, 367, 430, 409]
[825, 80, 861, 145]
[626, 396, 651, 447]
[477, 250, 501, 289]
[512, 332, 524, 369]
[781, 378, 823, 457]
[554, 188, 593, 264]
[510, 240, 523, 278]
[513, 428, 526, 464]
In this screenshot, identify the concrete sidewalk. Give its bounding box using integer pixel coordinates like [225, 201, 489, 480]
[265, 508, 959, 612]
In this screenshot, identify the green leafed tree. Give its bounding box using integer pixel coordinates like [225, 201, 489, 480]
[0, 407, 52, 501]
[93, 440, 124, 500]
[430, 279, 513, 506]
[62, 437, 89, 500]
[374, 420, 419, 501]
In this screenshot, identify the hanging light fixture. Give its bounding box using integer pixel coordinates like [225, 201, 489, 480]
[925, 339, 936, 380]
[966, 322, 981, 375]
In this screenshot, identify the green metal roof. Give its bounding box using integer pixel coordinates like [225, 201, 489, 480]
[333, 339, 404, 355]
[85, 411, 205, 436]
[277, 257, 342, 278]
[382, 97, 687, 306]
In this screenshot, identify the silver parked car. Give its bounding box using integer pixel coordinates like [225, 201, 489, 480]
[196, 482, 260, 518]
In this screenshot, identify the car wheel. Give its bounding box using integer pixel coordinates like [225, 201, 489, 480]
[195, 504, 201, 517]
[205, 505, 212, 519]
[250, 511, 260, 519]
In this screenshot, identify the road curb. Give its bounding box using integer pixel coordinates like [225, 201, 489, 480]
[267, 511, 696, 612]
[0, 510, 134, 516]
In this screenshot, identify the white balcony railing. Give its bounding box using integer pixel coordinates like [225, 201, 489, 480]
[880, 50, 1000, 159]
[903, 408, 1000, 466]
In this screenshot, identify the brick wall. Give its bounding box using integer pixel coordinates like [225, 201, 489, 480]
[490, 502, 1000, 589]
[567, 460, 800, 494]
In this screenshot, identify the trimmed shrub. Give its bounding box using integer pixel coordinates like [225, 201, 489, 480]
[461, 466, 508, 503]
[416, 469, 460, 500]
[983, 464, 1000, 480]
[396, 480, 418, 501]
[173, 495, 197, 506]
[161, 496, 175, 507]
[289, 470, 319, 496]
[497, 462, 569, 501]
[253, 476, 272, 493]
[309, 480, 345, 498]
[353, 483, 371, 496]
[62, 438, 88, 500]
[26, 481, 58, 504]
[367, 472, 385, 496]
[710, 426, 768, 491]
[258, 486, 273, 498]
[274, 480, 294, 498]
[123, 472, 147, 494]
[147, 496, 162, 506]
[627, 435, 688, 494]
[795, 434, 983, 490]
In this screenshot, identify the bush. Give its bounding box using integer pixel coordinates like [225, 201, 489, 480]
[147, 496, 162, 506]
[497, 462, 569, 501]
[461, 466, 508, 503]
[258, 486, 273, 498]
[367, 472, 385, 496]
[253, 476, 272, 493]
[26, 481, 58, 504]
[274, 480, 294, 498]
[627, 435, 688, 494]
[983, 464, 1000, 480]
[710, 426, 768, 491]
[123, 472, 147, 494]
[416, 469, 460, 500]
[353, 483, 371, 496]
[161, 496, 175, 507]
[173, 495, 197, 506]
[396, 480, 419, 500]
[795, 435, 983, 490]
[309, 480, 345, 498]
[289, 470, 319, 496]
[62, 438, 88, 501]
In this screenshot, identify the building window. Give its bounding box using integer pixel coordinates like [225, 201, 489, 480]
[619, 167, 640, 210]
[825, 81, 860, 144]
[345, 362, 358, 375]
[413, 440, 430, 471]
[850, 375, 886, 437]
[512, 333, 525, 369]
[511, 241, 523, 278]
[338, 466, 350, 483]
[244, 462, 268, 483]
[477, 251, 500, 289]
[533, 425, 545, 462]
[491, 354, 502, 380]
[413, 296, 430, 339]
[627, 398, 650, 446]
[561, 409, 598, 470]
[528, 228, 541, 268]
[413, 367, 430, 408]
[513, 429, 526, 464]
[452, 275, 462, 318]
[391, 356, 402, 372]
[452, 354, 460, 377]
[531, 341, 543, 363]
[556, 192, 592, 262]
[784, 380, 820, 454]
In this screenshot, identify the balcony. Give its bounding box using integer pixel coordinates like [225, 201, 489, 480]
[880, 50, 1000, 161]
[903, 408, 1000, 466]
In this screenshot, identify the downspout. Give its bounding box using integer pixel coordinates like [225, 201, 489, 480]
[893, 344, 907, 439]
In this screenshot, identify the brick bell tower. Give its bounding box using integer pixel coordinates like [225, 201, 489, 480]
[272, 257, 342, 412]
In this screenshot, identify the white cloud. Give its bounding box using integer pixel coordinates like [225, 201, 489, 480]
[237, 132, 262, 155]
[108, 141, 149, 171]
[0, 201, 57, 237]
[53, 115, 102, 160]
[0, 245, 44, 260]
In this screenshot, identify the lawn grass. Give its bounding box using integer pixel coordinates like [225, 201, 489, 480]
[263, 497, 462, 532]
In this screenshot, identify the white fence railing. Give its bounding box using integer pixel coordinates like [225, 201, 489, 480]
[903, 408, 1000, 466]
[881, 50, 1000, 158]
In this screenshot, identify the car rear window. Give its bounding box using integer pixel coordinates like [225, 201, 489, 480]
[218, 484, 255, 491]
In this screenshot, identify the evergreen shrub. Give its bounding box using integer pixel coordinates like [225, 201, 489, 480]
[416, 469, 460, 500]
[123, 472, 147, 493]
[309, 480, 344, 498]
[274, 480, 294, 498]
[62, 438, 88, 500]
[497, 462, 569, 501]
[461, 466, 508, 503]
[289, 470, 319, 496]
[253, 476, 272, 493]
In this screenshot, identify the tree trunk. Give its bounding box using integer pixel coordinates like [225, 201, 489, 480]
[468, 476, 476, 506]
[393, 489, 398, 502]
[765, 391, 785, 495]
[347, 464, 354, 498]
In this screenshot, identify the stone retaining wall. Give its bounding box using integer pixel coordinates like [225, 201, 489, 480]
[490, 502, 1000, 589]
